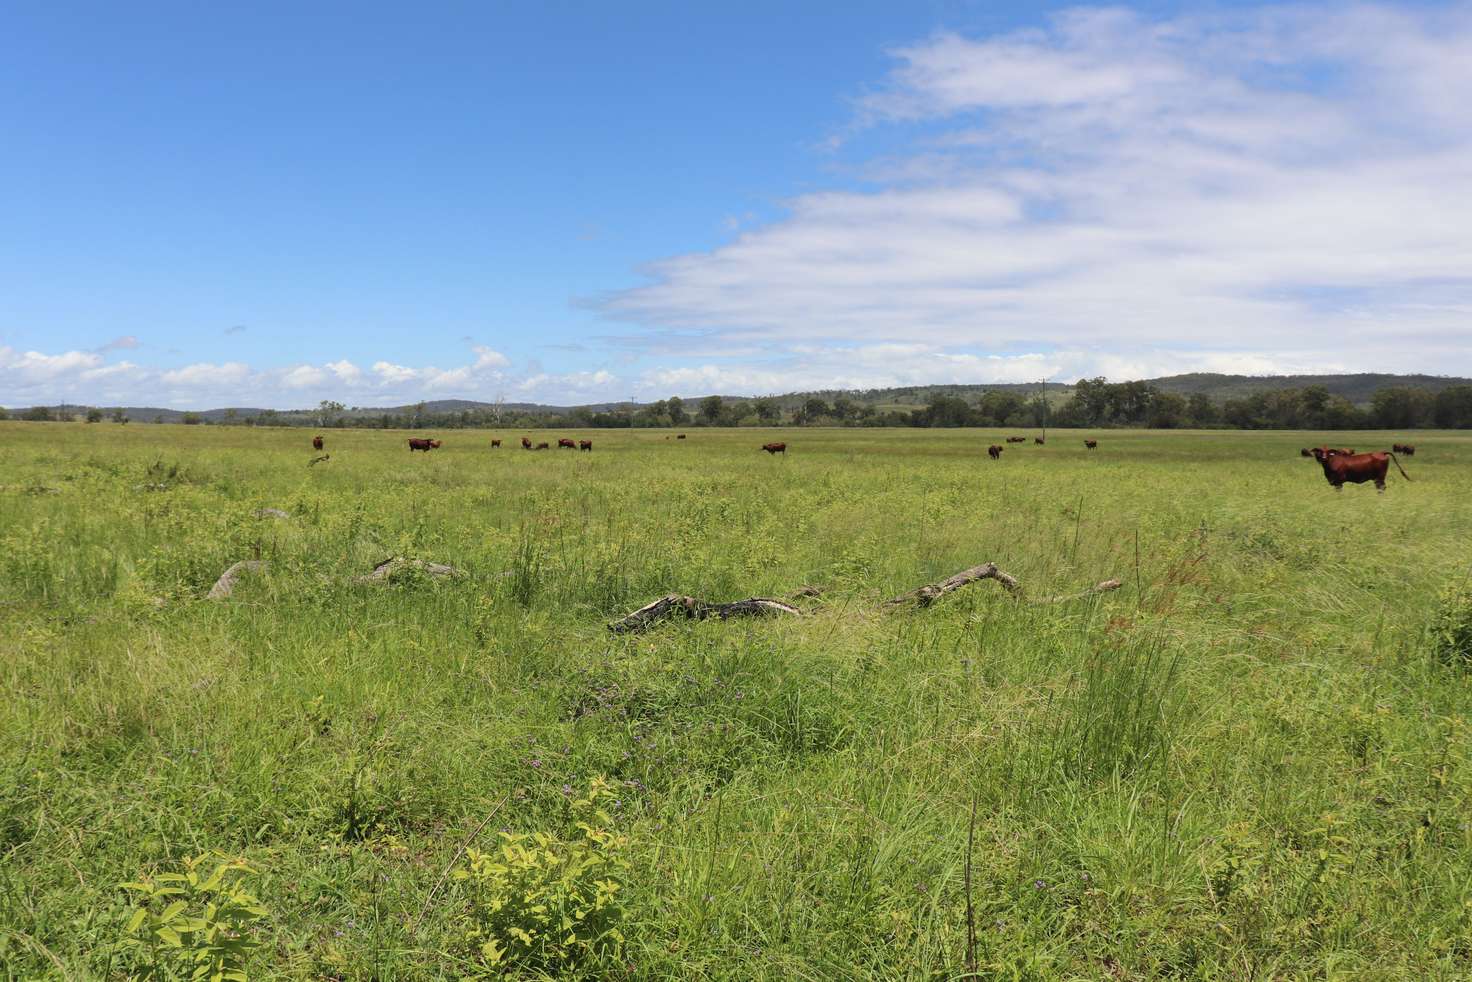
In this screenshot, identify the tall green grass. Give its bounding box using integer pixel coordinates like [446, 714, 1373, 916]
[1, 422, 1470, 978]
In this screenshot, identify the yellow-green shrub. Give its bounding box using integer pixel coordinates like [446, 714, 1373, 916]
[453, 778, 629, 973]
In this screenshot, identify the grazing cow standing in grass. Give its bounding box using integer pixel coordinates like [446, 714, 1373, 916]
[558, 438, 576, 449]
[1006, 436, 1025, 443]
[1393, 443, 1416, 455]
[312, 435, 324, 451]
[579, 440, 592, 451]
[677, 433, 687, 439]
[521, 437, 532, 449]
[490, 439, 501, 448]
[1084, 439, 1098, 449]
[988, 445, 1003, 459]
[761, 442, 786, 455]
[1035, 437, 1045, 446]
[536, 442, 550, 450]
[1310, 447, 1410, 492]
[408, 438, 441, 452]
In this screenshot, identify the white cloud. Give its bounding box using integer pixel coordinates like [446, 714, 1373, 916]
[602, 4, 1472, 378]
[281, 364, 328, 389]
[160, 362, 253, 387]
[0, 347, 105, 385]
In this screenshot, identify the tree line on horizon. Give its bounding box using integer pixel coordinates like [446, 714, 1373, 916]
[7, 381, 1472, 430]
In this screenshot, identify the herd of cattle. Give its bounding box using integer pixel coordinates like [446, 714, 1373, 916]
[303, 433, 1423, 492]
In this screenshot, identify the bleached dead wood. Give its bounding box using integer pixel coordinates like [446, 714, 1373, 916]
[254, 507, 291, 520]
[882, 562, 1020, 608]
[609, 564, 1120, 633]
[207, 560, 268, 600]
[353, 556, 465, 584]
[309, 454, 330, 466]
[608, 594, 803, 634]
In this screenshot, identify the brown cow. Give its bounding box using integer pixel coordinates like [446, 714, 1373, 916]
[1034, 437, 1045, 446]
[1006, 436, 1026, 443]
[312, 435, 324, 451]
[761, 442, 786, 455]
[1393, 443, 1416, 455]
[1310, 447, 1410, 492]
[521, 436, 533, 449]
[1300, 448, 1312, 457]
[677, 434, 687, 439]
[988, 445, 1003, 459]
[408, 438, 442, 452]
[490, 439, 501, 448]
[535, 442, 550, 450]
[557, 438, 576, 449]
[579, 440, 592, 451]
[1084, 439, 1098, 449]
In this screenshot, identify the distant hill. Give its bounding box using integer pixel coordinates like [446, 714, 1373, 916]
[8, 372, 1470, 421]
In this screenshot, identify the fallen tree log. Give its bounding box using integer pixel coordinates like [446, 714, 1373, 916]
[207, 560, 268, 600]
[608, 594, 802, 634]
[609, 564, 1121, 633]
[882, 562, 1019, 608]
[354, 556, 465, 584]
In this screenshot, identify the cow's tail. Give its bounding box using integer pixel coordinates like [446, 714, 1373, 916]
[1387, 451, 1411, 481]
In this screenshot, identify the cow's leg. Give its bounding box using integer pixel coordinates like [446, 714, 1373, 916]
[1376, 480, 1385, 493]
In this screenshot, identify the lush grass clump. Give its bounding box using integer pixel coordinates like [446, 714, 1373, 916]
[2, 422, 1470, 979]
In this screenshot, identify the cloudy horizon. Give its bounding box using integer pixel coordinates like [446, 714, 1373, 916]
[5, 3, 1470, 409]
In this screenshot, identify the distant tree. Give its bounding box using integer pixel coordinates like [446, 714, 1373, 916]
[23, 406, 53, 421]
[976, 390, 1024, 426]
[223, 408, 239, 425]
[317, 400, 345, 427]
[110, 407, 129, 424]
[799, 398, 831, 424]
[667, 397, 688, 426]
[1186, 393, 1217, 425]
[0, 406, 8, 420]
[918, 395, 972, 428]
[830, 396, 859, 423]
[698, 395, 724, 425]
[182, 412, 202, 425]
[85, 408, 103, 423]
[1370, 387, 1433, 429]
[152, 415, 164, 424]
[1148, 392, 1188, 428]
[1434, 385, 1472, 428]
[751, 397, 781, 424]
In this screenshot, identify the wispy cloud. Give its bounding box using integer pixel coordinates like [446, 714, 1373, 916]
[224, 325, 247, 336]
[601, 4, 1472, 379]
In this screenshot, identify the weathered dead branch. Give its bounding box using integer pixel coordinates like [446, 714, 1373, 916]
[254, 507, 291, 520]
[309, 454, 331, 467]
[1036, 579, 1123, 604]
[353, 556, 465, 584]
[207, 560, 268, 600]
[609, 563, 1120, 633]
[608, 594, 803, 634]
[882, 562, 1020, 608]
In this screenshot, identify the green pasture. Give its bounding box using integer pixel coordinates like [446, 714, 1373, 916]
[2, 422, 1470, 979]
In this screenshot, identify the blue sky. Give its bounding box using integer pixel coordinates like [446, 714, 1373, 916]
[3, 1, 1470, 408]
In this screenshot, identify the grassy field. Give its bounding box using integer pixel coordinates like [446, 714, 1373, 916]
[2, 422, 1470, 979]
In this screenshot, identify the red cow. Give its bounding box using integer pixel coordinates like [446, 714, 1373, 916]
[521, 437, 533, 449]
[761, 442, 786, 455]
[579, 440, 592, 451]
[1393, 443, 1416, 455]
[1310, 447, 1410, 492]
[1034, 438, 1045, 446]
[558, 438, 576, 449]
[536, 442, 550, 450]
[490, 439, 501, 448]
[408, 438, 441, 452]
[312, 435, 324, 451]
[988, 445, 1003, 459]
[1084, 439, 1098, 449]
